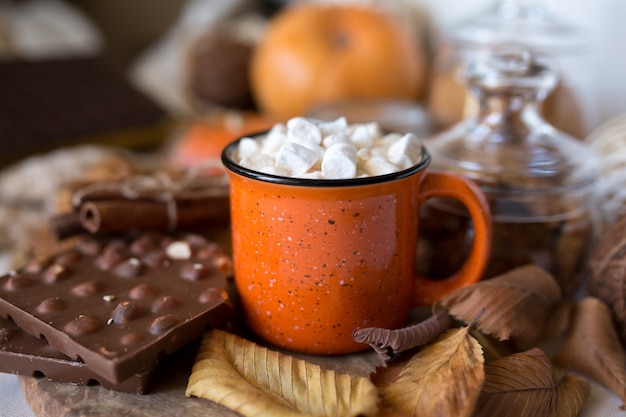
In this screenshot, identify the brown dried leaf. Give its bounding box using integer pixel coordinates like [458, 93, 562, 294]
[469, 330, 516, 361]
[186, 329, 379, 417]
[436, 264, 566, 347]
[376, 324, 484, 417]
[555, 374, 592, 417]
[554, 296, 626, 409]
[473, 348, 590, 417]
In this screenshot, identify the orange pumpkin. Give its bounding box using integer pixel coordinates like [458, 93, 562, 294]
[250, 3, 427, 120]
[166, 112, 274, 174]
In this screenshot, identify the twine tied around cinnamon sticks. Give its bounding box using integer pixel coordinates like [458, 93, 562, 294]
[51, 166, 230, 239]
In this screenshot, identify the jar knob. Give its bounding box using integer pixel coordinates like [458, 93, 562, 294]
[465, 48, 559, 96]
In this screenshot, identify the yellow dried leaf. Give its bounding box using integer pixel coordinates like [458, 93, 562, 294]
[473, 348, 590, 417]
[185, 329, 379, 417]
[436, 264, 566, 347]
[377, 325, 484, 417]
[554, 296, 626, 409]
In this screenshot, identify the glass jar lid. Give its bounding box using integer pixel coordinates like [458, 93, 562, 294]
[428, 49, 598, 196]
[451, 0, 588, 54]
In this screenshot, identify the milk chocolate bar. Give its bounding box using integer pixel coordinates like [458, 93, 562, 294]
[0, 317, 157, 394]
[0, 232, 233, 384]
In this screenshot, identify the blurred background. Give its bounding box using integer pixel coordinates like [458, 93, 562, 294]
[1, 0, 625, 207]
[81, 0, 626, 126]
[1, 0, 623, 152]
[420, 0, 624, 130]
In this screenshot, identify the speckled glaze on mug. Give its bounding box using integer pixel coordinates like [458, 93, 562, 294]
[222, 134, 492, 354]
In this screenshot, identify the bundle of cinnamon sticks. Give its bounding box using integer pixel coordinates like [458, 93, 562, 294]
[51, 173, 230, 239]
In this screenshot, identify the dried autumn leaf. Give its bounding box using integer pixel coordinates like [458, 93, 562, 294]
[469, 329, 516, 361]
[186, 329, 379, 417]
[376, 324, 484, 417]
[436, 264, 567, 347]
[555, 374, 592, 417]
[473, 348, 590, 417]
[554, 296, 626, 409]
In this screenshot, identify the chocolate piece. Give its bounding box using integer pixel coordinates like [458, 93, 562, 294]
[0, 317, 157, 394]
[352, 309, 453, 361]
[0, 232, 233, 384]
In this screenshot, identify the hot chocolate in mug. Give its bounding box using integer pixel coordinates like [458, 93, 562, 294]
[222, 131, 491, 354]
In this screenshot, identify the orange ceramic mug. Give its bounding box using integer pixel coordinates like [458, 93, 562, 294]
[222, 134, 491, 354]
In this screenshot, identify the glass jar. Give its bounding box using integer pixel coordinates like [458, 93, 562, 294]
[419, 49, 599, 297]
[427, 0, 594, 139]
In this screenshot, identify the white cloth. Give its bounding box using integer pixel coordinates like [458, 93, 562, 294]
[0, 375, 35, 417]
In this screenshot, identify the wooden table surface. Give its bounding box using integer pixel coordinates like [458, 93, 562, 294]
[20, 328, 382, 417]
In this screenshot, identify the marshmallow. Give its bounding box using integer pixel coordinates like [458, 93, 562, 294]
[237, 137, 261, 160]
[287, 117, 322, 147]
[263, 124, 289, 155]
[389, 155, 414, 171]
[258, 165, 291, 177]
[356, 147, 372, 162]
[234, 117, 423, 179]
[322, 132, 351, 149]
[321, 143, 358, 179]
[294, 171, 324, 179]
[275, 142, 319, 175]
[318, 117, 349, 136]
[387, 133, 422, 165]
[378, 132, 403, 147]
[349, 123, 380, 148]
[363, 156, 399, 176]
[240, 154, 275, 171]
[241, 153, 290, 177]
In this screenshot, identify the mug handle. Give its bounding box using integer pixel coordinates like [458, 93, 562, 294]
[413, 170, 492, 306]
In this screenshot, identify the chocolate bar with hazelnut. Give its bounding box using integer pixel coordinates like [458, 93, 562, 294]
[0, 232, 234, 384]
[0, 316, 158, 394]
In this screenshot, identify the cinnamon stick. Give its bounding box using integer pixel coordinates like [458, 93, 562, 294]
[78, 196, 230, 234]
[50, 173, 231, 239]
[50, 212, 87, 240]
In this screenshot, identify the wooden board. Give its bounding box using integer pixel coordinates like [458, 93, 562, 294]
[20, 334, 381, 417]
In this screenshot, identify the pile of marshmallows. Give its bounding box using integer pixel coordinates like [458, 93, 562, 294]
[233, 117, 424, 179]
